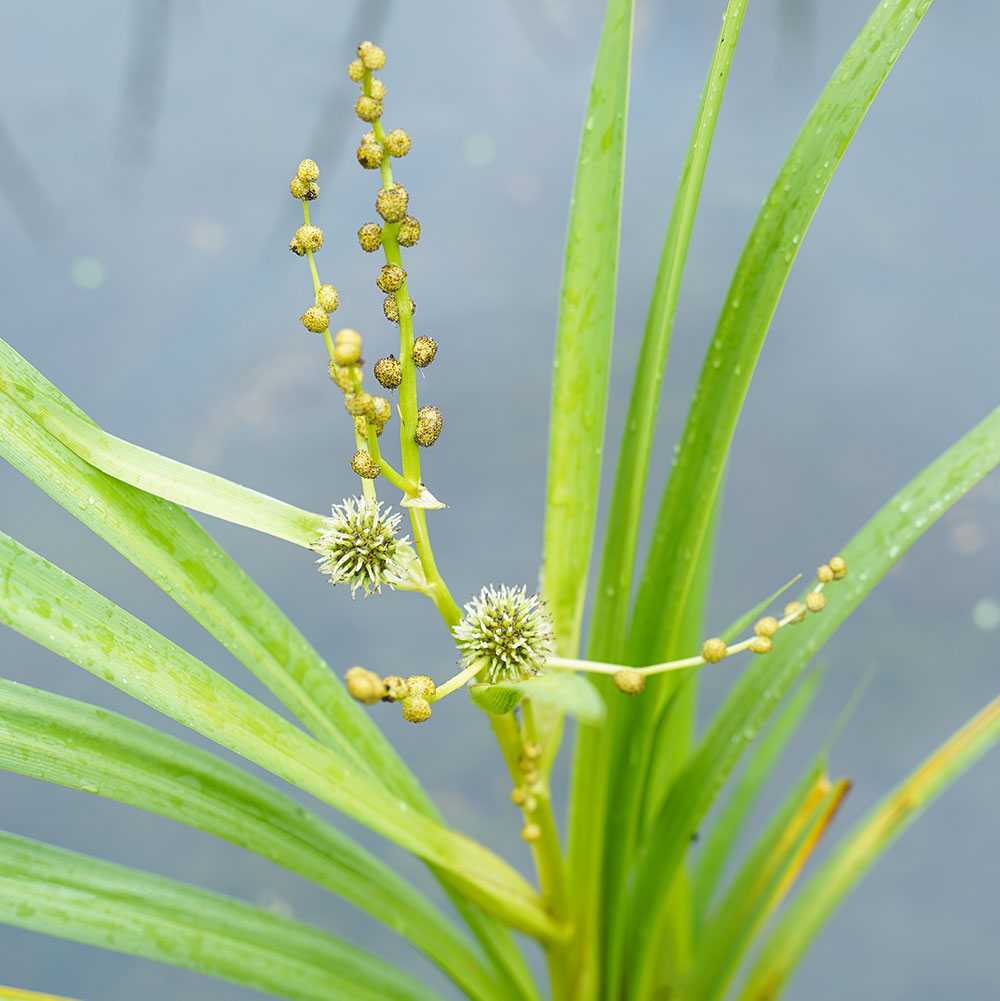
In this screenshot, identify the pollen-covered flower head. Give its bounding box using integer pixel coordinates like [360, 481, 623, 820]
[452, 584, 553, 682]
[313, 498, 414, 597]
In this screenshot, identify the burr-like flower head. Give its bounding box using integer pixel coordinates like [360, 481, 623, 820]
[314, 498, 414, 597]
[452, 584, 554, 683]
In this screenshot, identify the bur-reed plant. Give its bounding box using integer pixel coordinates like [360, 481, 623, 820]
[0, 4, 997, 1000]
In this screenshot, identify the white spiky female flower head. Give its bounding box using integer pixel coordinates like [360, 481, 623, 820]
[313, 498, 415, 597]
[452, 584, 554, 683]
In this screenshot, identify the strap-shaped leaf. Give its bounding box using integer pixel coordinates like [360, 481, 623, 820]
[693, 671, 823, 922]
[542, 0, 633, 657]
[628, 0, 937, 665]
[737, 694, 1000, 1001]
[626, 401, 1000, 979]
[0, 677, 501, 1001]
[567, 6, 748, 990]
[0, 989, 84, 1001]
[0, 830, 440, 1001]
[0, 530, 559, 943]
[19, 391, 326, 547]
[685, 760, 849, 1001]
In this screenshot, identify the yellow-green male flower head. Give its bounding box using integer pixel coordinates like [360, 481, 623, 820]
[313, 498, 413, 597]
[453, 584, 554, 683]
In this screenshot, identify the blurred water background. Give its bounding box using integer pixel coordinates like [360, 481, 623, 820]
[0, 1, 998, 998]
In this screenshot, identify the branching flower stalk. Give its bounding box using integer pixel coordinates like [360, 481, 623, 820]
[306, 37, 853, 981]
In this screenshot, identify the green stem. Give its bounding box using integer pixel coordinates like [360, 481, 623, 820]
[432, 660, 485, 700]
[366, 424, 414, 493]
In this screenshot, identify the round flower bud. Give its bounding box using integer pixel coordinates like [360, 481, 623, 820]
[296, 159, 319, 183]
[402, 697, 432, 723]
[382, 675, 409, 702]
[829, 555, 847, 580]
[347, 58, 365, 81]
[386, 296, 414, 323]
[351, 449, 381, 479]
[370, 396, 392, 426]
[412, 336, 437, 368]
[358, 41, 386, 70]
[397, 215, 421, 247]
[374, 355, 402, 389]
[376, 268, 404, 294]
[316, 284, 339, 313]
[522, 740, 542, 760]
[376, 184, 409, 223]
[613, 668, 646, 695]
[749, 635, 773, 655]
[301, 306, 329, 333]
[289, 176, 309, 199]
[522, 795, 538, 813]
[376, 263, 407, 293]
[521, 822, 542, 843]
[805, 591, 827, 613]
[784, 601, 806, 624]
[335, 328, 362, 348]
[415, 404, 443, 447]
[357, 141, 384, 170]
[384, 129, 411, 157]
[334, 341, 362, 366]
[816, 564, 834, 583]
[345, 666, 384, 705]
[303, 181, 319, 201]
[369, 78, 386, 100]
[330, 362, 357, 392]
[510, 786, 528, 806]
[358, 222, 383, 252]
[295, 224, 324, 252]
[701, 637, 727, 663]
[345, 392, 374, 418]
[355, 95, 383, 123]
[754, 616, 779, 638]
[406, 674, 436, 699]
[289, 236, 305, 256]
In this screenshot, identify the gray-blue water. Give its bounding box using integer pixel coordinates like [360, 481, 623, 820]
[1, 1, 997, 998]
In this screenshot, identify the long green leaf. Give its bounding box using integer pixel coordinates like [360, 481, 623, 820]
[9, 386, 326, 547]
[0, 988, 84, 1001]
[541, 0, 633, 658]
[567, 6, 747, 991]
[628, 0, 935, 665]
[0, 343, 537, 992]
[693, 671, 823, 923]
[0, 830, 440, 1001]
[686, 760, 849, 1001]
[0, 531, 559, 943]
[0, 677, 502, 1001]
[737, 694, 1000, 1001]
[590, 0, 748, 663]
[626, 401, 1000, 984]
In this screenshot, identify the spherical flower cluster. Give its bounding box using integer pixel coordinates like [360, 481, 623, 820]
[452, 584, 554, 683]
[313, 498, 413, 597]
